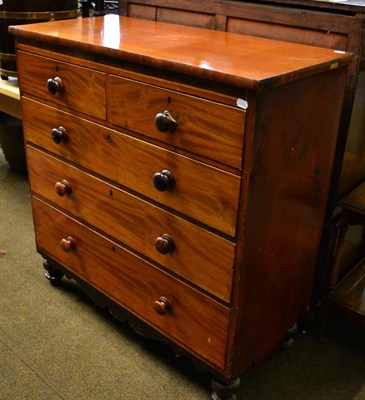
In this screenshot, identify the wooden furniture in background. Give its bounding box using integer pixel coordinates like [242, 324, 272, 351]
[10, 15, 351, 399]
[321, 182, 365, 335]
[0, 79, 26, 172]
[0, 0, 78, 78]
[0, 78, 20, 119]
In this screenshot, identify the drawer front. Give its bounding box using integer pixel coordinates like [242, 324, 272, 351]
[32, 197, 230, 369]
[22, 97, 240, 236]
[27, 146, 235, 302]
[108, 75, 245, 169]
[17, 51, 106, 120]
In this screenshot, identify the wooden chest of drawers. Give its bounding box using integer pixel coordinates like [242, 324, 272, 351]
[10, 15, 352, 399]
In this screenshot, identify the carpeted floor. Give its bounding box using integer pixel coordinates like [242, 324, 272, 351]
[1, 147, 364, 400]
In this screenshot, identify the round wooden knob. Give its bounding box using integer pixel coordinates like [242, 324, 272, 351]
[153, 296, 172, 315]
[55, 180, 72, 197]
[155, 110, 177, 133]
[51, 126, 67, 144]
[60, 236, 76, 252]
[47, 76, 64, 95]
[153, 170, 175, 191]
[155, 234, 175, 254]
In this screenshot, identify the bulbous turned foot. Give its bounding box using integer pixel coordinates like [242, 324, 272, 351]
[43, 259, 64, 286]
[211, 377, 240, 400]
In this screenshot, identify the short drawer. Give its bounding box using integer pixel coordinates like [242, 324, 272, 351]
[22, 97, 240, 236]
[108, 75, 246, 169]
[17, 50, 106, 120]
[32, 197, 230, 370]
[27, 146, 236, 302]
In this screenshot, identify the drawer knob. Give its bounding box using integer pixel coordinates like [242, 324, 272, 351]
[55, 180, 72, 197]
[60, 236, 76, 252]
[153, 170, 175, 191]
[155, 234, 175, 254]
[51, 126, 67, 144]
[153, 296, 172, 315]
[47, 77, 64, 95]
[155, 110, 177, 133]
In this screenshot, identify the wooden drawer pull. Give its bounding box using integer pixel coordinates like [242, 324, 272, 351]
[60, 236, 76, 252]
[155, 110, 177, 133]
[51, 126, 67, 144]
[155, 234, 175, 254]
[153, 296, 172, 315]
[55, 180, 72, 197]
[153, 169, 175, 191]
[47, 76, 64, 95]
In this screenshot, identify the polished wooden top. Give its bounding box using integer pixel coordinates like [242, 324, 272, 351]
[9, 15, 352, 90]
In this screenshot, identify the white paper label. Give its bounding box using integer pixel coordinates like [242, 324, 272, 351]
[236, 98, 248, 110]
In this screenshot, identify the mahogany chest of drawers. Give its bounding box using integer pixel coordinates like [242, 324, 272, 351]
[119, 0, 365, 311]
[10, 15, 351, 399]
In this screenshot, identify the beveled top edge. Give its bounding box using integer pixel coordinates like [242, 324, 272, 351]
[9, 15, 353, 90]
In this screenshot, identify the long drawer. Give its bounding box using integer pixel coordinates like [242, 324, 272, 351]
[108, 75, 246, 169]
[17, 51, 106, 120]
[27, 146, 236, 302]
[32, 196, 230, 370]
[22, 97, 241, 236]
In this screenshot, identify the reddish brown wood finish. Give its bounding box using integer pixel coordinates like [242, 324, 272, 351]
[11, 15, 351, 395]
[21, 96, 240, 236]
[249, 0, 365, 13]
[32, 196, 230, 370]
[230, 66, 348, 376]
[55, 179, 72, 197]
[26, 145, 236, 302]
[108, 74, 246, 169]
[16, 51, 106, 120]
[117, 0, 365, 199]
[116, 0, 365, 343]
[9, 16, 351, 90]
